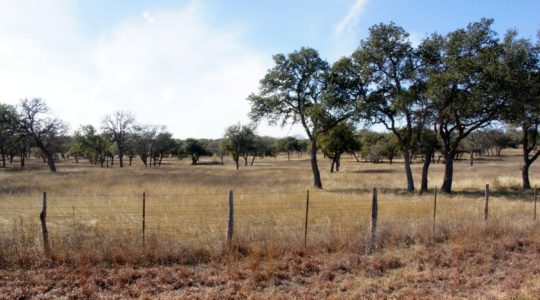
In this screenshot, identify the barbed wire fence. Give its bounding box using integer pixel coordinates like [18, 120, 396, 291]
[0, 184, 538, 256]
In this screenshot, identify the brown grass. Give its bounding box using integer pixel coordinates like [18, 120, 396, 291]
[0, 149, 539, 298]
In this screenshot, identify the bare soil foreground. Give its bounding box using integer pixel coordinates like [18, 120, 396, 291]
[1, 151, 540, 298]
[1, 224, 540, 299]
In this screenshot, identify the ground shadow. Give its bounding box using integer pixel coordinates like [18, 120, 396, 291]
[324, 186, 536, 201]
[351, 169, 396, 174]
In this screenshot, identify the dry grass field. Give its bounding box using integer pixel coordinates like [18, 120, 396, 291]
[1, 150, 540, 298]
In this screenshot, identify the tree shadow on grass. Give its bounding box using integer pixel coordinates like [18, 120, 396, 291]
[323, 187, 536, 201]
[350, 169, 397, 174]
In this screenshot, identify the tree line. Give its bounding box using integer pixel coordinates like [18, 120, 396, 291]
[0, 18, 539, 194]
[0, 99, 520, 179]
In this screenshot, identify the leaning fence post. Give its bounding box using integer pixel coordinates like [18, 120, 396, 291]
[433, 186, 438, 236]
[39, 192, 50, 256]
[534, 185, 537, 221]
[369, 187, 378, 253]
[227, 190, 234, 246]
[142, 192, 146, 247]
[484, 184, 489, 221]
[304, 190, 310, 248]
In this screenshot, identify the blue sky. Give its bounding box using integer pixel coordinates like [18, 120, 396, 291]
[0, 0, 538, 138]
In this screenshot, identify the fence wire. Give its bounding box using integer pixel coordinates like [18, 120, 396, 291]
[0, 190, 537, 247]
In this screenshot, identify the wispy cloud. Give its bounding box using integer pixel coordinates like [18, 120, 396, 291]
[334, 0, 369, 37]
[0, 1, 284, 138]
[329, 0, 370, 60]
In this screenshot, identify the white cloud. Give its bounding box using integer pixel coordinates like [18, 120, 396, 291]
[0, 1, 303, 138]
[329, 0, 370, 60]
[408, 32, 425, 47]
[142, 10, 155, 24]
[334, 0, 369, 37]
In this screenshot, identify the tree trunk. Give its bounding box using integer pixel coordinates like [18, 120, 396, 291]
[234, 157, 239, 170]
[1, 148, 5, 168]
[336, 155, 341, 172]
[250, 155, 256, 166]
[522, 161, 532, 190]
[420, 151, 433, 194]
[310, 138, 323, 189]
[118, 150, 124, 168]
[129, 156, 133, 166]
[20, 153, 25, 167]
[441, 149, 454, 193]
[402, 147, 415, 192]
[330, 159, 335, 173]
[45, 152, 57, 172]
[287, 152, 290, 160]
[470, 151, 474, 166]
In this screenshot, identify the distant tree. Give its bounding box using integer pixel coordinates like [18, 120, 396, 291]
[13, 99, 67, 172]
[318, 122, 360, 172]
[223, 123, 256, 170]
[72, 125, 113, 167]
[248, 48, 363, 189]
[151, 131, 176, 166]
[248, 136, 276, 166]
[124, 133, 138, 166]
[491, 129, 519, 156]
[184, 138, 212, 165]
[101, 111, 135, 168]
[207, 139, 228, 165]
[0, 104, 18, 168]
[132, 125, 158, 167]
[69, 130, 85, 164]
[379, 134, 401, 164]
[276, 137, 302, 160]
[358, 130, 384, 163]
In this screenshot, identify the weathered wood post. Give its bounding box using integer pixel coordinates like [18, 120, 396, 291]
[304, 190, 310, 248]
[534, 185, 537, 221]
[369, 187, 378, 253]
[142, 192, 146, 247]
[433, 186, 438, 236]
[39, 192, 50, 255]
[484, 184, 489, 221]
[227, 190, 234, 246]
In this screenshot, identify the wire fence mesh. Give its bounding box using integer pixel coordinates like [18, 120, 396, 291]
[0, 188, 537, 250]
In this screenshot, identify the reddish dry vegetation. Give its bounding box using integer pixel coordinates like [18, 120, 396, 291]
[1, 223, 539, 299]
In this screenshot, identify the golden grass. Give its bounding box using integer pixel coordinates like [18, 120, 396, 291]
[0, 149, 538, 266]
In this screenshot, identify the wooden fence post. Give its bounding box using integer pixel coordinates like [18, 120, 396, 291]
[369, 187, 378, 253]
[227, 190, 234, 246]
[39, 192, 50, 256]
[142, 192, 146, 247]
[484, 184, 489, 221]
[304, 190, 310, 248]
[534, 185, 537, 221]
[433, 186, 438, 236]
